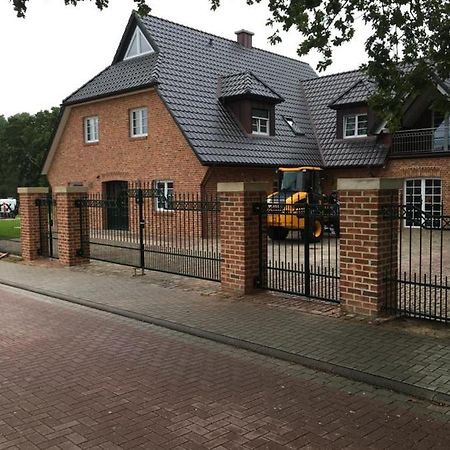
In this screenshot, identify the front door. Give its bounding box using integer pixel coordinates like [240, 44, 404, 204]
[105, 181, 129, 230]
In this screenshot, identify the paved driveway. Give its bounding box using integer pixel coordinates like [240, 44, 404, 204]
[1, 285, 450, 449]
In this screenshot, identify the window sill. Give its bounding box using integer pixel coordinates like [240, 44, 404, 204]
[335, 136, 374, 143]
[129, 135, 148, 141]
[84, 141, 99, 146]
[249, 132, 275, 139]
[343, 135, 368, 140]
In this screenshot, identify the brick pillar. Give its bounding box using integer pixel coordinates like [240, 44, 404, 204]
[54, 186, 90, 266]
[218, 182, 269, 294]
[17, 187, 49, 261]
[338, 178, 402, 317]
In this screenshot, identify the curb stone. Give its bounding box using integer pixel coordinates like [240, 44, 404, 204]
[1, 278, 449, 406]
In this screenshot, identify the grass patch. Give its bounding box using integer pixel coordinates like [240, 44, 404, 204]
[0, 217, 21, 239]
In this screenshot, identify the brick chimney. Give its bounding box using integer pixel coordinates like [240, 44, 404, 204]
[235, 29, 254, 49]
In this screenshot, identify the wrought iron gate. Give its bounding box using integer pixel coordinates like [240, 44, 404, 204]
[383, 204, 450, 323]
[255, 200, 340, 303]
[36, 195, 58, 259]
[76, 184, 221, 281]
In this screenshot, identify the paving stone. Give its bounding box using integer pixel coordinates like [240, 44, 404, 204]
[0, 285, 450, 448]
[1, 260, 450, 405]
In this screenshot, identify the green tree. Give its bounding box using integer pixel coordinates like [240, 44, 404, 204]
[11, 0, 150, 17]
[10, 1, 449, 127]
[212, 0, 450, 128]
[0, 108, 60, 197]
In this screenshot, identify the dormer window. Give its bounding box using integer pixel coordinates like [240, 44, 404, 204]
[344, 114, 368, 138]
[252, 108, 269, 135]
[124, 27, 153, 60]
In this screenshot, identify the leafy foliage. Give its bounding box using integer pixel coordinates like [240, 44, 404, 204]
[9, 0, 449, 127]
[10, 0, 150, 18]
[211, 0, 449, 128]
[0, 108, 60, 197]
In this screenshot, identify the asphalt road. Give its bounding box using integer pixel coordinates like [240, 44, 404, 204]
[0, 285, 450, 449]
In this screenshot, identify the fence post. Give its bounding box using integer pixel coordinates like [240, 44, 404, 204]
[337, 178, 402, 318]
[218, 182, 270, 294]
[54, 186, 90, 266]
[17, 187, 49, 261]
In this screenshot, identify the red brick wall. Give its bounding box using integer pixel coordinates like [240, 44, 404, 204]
[18, 189, 49, 261]
[47, 89, 208, 194]
[55, 190, 90, 266]
[219, 185, 269, 294]
[339, 188, 399, 317]
[203, 166, 277, 195]
[322, 156, 450, 213]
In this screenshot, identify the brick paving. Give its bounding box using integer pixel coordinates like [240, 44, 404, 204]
[0, 259, 450, 404]
[1, 284, 450, 449]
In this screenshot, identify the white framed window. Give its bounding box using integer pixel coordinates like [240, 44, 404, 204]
[124, 27, 154, 60]
[404, 178, 442, 228]
[130, 107, 148, 137]
[84, 116, 99, 143]
[344, 114, 368, 138]
[252, 108, 269, 135]
[155, 180, 174, 211]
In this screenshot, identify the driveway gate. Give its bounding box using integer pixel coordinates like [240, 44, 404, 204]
[36, 195, 58, 259]
[382, 204, 450, 322]
[76, 184, 221, 281]
[255, 200, 340, 303]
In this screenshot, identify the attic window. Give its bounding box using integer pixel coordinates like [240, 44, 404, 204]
[344, 114, 368, 138]
[284, 117, 305, 136]
[285, 118, 294, 128]
[252, 108, 269, 135]
[124, 27, 153, 60]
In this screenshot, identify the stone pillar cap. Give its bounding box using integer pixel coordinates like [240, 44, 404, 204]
[54, 186, 89, 194]
[17, 187, 49, 194]
[337, 178, 403, 191]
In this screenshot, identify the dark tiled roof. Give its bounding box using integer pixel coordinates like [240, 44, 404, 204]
[302, 71, 388, 167]
[64, 52, 159, 105]
[64, 13, 321, 167]
[141, 15, 322, 166]
[219, 72, 283, 102]
[329, 79, 375, 108]
[61, 13, 392, 168]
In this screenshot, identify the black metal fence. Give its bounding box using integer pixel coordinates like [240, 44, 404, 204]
[255, 199, 340, 303]
[383, 204, 450, 323]
[36, 196, 58, 259]
[76, 184, 221, 281]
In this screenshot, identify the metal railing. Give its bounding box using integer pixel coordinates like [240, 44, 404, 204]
[391, 126, 449, 156]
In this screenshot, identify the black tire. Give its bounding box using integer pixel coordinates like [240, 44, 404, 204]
[301, 219, 323, 243]
[267, 226, 289, 241]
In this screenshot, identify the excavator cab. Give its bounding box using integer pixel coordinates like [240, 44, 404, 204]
[277, 167, 322, 204]
[267, 167, 324, 241]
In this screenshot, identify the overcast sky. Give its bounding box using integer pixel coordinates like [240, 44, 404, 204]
[0, 0, 370, 118]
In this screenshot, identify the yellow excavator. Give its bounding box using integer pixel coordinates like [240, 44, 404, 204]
[267, 167, 338, 241]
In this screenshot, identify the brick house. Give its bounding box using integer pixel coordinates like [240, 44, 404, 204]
[43, 11, 450, 217]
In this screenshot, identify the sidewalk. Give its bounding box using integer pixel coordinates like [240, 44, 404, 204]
[1, 258, 450, 405]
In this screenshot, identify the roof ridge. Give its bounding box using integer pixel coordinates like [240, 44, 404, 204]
[298, 80, 325, 166]
[301, 68, 363, 83]
[329, 77, 366, 105]
[142, 14, 314, 68]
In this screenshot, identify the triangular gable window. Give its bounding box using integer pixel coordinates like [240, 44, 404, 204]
[124, 27, 153, 60]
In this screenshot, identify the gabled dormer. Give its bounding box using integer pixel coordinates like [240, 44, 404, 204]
[219, 71, 284, 136]
[329, 79, 378, 140]
[112, 13, 158, 64]
[124, 27, 154, 59]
